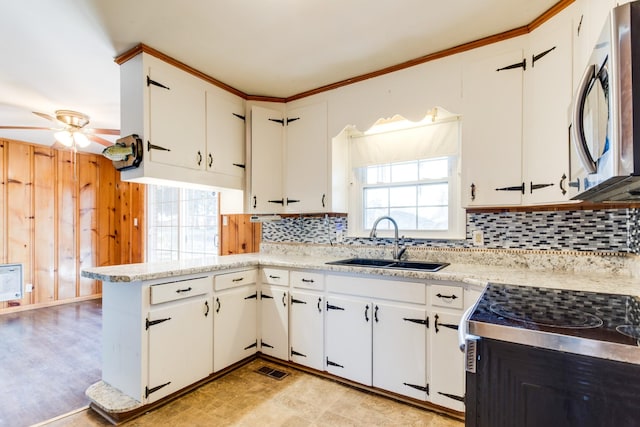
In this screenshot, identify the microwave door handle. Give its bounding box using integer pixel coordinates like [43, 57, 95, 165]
[571, 63, 598, 174]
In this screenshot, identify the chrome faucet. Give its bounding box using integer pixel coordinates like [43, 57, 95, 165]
[369, 216, 406, 261]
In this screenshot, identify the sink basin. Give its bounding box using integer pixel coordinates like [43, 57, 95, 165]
[326, 258, 449, 272]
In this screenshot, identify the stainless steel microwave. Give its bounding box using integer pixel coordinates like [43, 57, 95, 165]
[570, 1, 640, 202]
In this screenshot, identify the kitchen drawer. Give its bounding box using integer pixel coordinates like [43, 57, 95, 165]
[150, 276, 212, 305]
[290, 270, 324, 290]
[215, 269, 257, 291]
[430, 284, 463, 309]
[261, 268, 289, 286]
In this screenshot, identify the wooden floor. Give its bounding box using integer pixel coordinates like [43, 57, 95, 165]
[0, 299, 102, 427]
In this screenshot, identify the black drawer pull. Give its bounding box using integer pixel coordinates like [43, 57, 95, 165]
[175, 287, 192, 293]
[436, 293, 458, 300]
[301, 278, 315, 283]
[232, 277, 244, 283]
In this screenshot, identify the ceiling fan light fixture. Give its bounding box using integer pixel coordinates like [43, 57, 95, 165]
[73, 132, 90, 147]
[54, 130, 74, 147]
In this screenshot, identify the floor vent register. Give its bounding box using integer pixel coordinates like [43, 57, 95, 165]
[256, 365, 289, 380]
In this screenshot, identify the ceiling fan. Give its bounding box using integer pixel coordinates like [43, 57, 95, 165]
[0, 109, 119, 149]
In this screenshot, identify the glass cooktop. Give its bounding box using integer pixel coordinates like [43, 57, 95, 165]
[470, 283, 640, 347]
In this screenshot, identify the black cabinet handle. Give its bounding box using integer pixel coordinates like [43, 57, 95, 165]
[559, 173, 567, 195]
[321, 194, 326, 208]
[204, 300, 210, 317]
[269, 275, 281, 279]
[232, 277, 244, 282]
[470, 183, 476, 201]
[215, 297, 221, 313]
[317, 297, 322, 313]
[365, 304, 369, 322]
[197, 151, 202, 166]
[301, 278, 314, 283]
[436, 293, 458, 300]
[208, 153, 213, 168]
[175, 287, 192, 293]
[374, 305, 379, 323]
[495, 183, 525, 194]
[253, 196, 257, 209]
[282, 293, 287, 307]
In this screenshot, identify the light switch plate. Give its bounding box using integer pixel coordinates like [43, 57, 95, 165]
[472, 230, 484, 246]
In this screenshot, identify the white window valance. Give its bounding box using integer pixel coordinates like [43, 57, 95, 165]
[349, 116, 460, 168]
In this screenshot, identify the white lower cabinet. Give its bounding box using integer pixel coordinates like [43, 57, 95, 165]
[146, 278, 213, 403]
[373, 302, 428, 400]
[213, 279, 258, 372]
[260, 285, 289, 360]
[429, 311, 465, 411]
[289, 290, 324, 370]
[325, 295, 373, 385]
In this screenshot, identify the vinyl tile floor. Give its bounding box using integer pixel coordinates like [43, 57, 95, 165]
[42, 359, 464, 427]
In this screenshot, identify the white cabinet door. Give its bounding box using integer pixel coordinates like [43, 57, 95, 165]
[289, 291, 324, 370]
[462, 48, 524, 207]
[372, 302, 428, 400]
[260, 286, 288, 360]
[250, 106, 284, 213]
[523, 12, 574, 204]
[213, 285, 257, 372]
[147, 296, 212, 403]
[147, 62, 206, 170]
[325, 295, 372, 385]
[284, 102, 328, 213]
[206, 92, 246, 178]
[429, 311, 465, 411]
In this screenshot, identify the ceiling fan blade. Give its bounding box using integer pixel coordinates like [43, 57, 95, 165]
[0, 125, 54, 131]
[85, 127, 120, 136]
[32, 111, 60, 124]
[86, 134, 114, 147]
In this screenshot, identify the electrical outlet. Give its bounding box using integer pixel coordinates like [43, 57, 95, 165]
[472, 230, 484, 246]
[25, 283, 33, 293]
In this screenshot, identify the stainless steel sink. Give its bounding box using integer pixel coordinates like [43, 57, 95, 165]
[326, 258, 449, 272]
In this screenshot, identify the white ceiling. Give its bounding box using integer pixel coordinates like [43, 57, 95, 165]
[0, 0, 559, 153]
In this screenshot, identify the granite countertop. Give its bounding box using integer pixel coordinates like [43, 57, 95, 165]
[81, 251, 640, 297]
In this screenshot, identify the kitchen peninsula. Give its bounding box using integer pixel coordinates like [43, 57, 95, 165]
[81, 244, 640, 424]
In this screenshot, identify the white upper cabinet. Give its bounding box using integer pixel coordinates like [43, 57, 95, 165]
[119, 52, 244, 190]
[206, 91, 246, 178]
[250, 101, 329, 214]
[522, 10, 574, 204]
[462, 46, 525, 207]
[250, 105, 285, 213]
[284, 102, 329, 213]
[462, 6, 576, 207]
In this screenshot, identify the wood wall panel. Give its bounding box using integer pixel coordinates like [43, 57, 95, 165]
[6, 142, 33, 306]
[56, 150, 77, 300]
[33, 146, 56, 303]
[219, 214, 261, 255]
[0, 139, 145, 314]
[78, 154, 98, 297]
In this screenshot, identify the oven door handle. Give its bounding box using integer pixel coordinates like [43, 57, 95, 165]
[458, 304, 477, 352]
[571, 63, 598, 174]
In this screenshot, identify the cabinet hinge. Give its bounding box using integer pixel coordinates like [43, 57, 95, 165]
[244, 293, 258, 300]
[291, 298, 307, 304]
[232, 113, 246, 121]
[145, 317, 171, 330]
[261, 340, 274, 349]
[403, 317, 429, 328]
[403, 382, 429, 394]
[495, 183, 525, 194]
[146, 76, 170, 90]
[532, 46, 556, 67]
[268, 118, 285, 126]
[530, 182, 554, 193]
[232, 163, 246, 169]
[260, 292, 273, 300]
[326, 302, 345, 311]
[147, 141, 171, 152]
[496, 58, 526, 72]
[438, 391, 465, 402]
[286, 117, 300, 125]
[244, 340, 258, 350]
[326, 357, 344, 368]
[145, 381, 171, 398]
[291, 348, 307, 358]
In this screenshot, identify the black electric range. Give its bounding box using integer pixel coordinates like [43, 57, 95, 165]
[468, 283, 640, 364]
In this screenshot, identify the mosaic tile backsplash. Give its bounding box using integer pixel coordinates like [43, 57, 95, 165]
[262, 208, 640, 254]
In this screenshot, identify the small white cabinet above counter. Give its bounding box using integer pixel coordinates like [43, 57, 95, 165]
[118, 51, 246, 190]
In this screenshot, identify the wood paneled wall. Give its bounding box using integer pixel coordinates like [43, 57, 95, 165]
[0, 138, 145, 312]
[219, 214, 261, 255]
